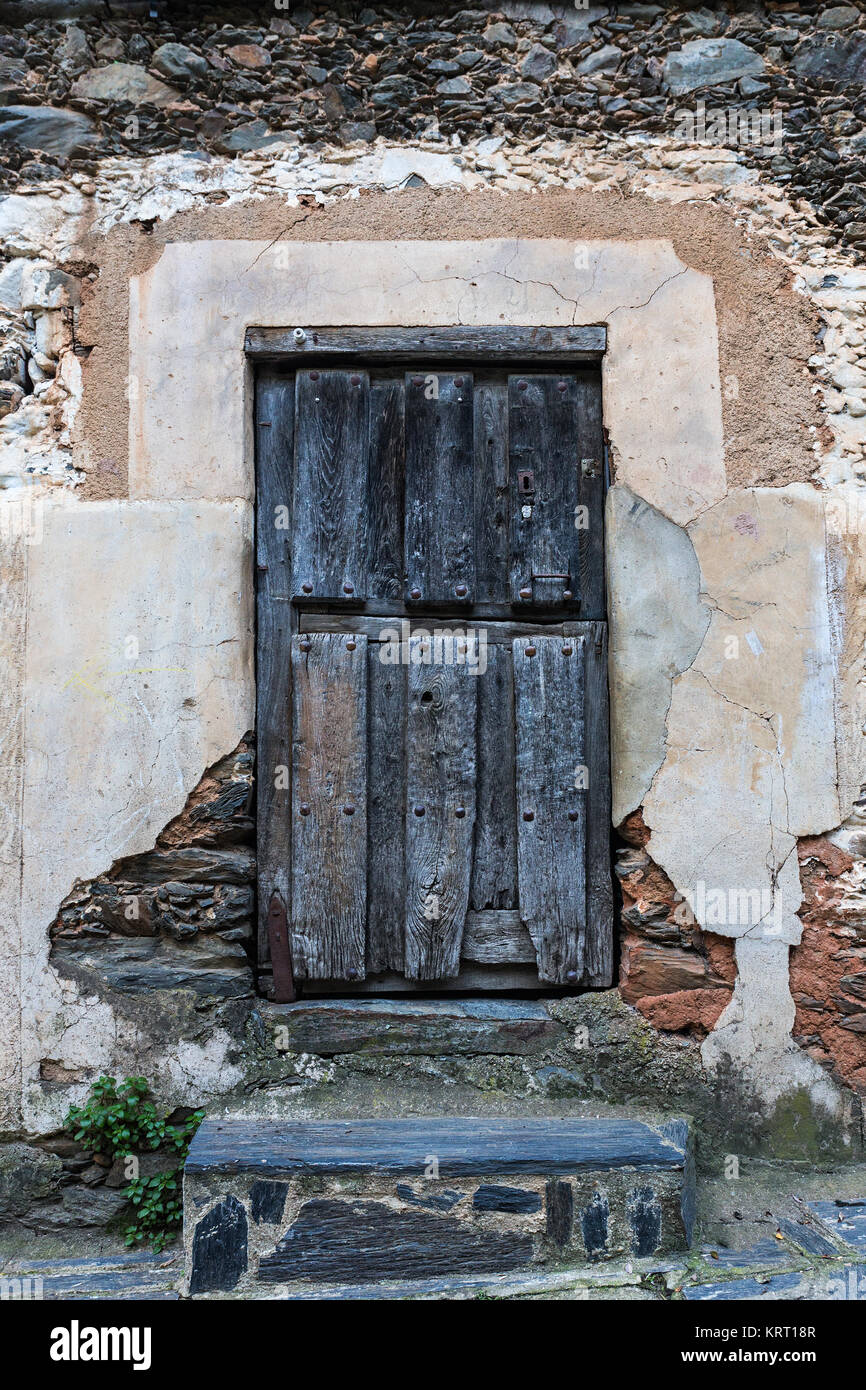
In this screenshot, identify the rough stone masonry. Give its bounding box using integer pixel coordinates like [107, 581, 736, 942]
[1, 0, 866, 1185]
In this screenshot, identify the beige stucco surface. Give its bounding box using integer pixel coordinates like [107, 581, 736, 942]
[128, 238, 726, 527]
[8, 497, 253, 1127]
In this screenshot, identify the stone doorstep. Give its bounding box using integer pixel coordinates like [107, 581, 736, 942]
[183, 1115, 695, 1297]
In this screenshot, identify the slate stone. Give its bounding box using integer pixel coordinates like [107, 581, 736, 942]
[58, 23, 92, 75]
[0, 1143, 61, 1218]
[435, 76, 472, 96]
[628, 1183, 662, 1256]
[112, 846, 255, 886]
[663, 38, 765, 95]
[186, 1115, 692, 1179]
[339, 121, 377, 143]
[580, 1190, 610, 1257]
[473, 1184, 542, 1214]
[70, 63, 180, 107]
[0, 106, 99, 157]
[793, 33, 866, 87]
[258, 1198, 532, 1283]
[817, 5, 861, 27]
[0, 55, 29, 104]
[776, 1217, 839, 1257]
[395, 1183, 466, 1212]
[151, 43, 210, 83]
[23, 1186, 129, 1231]
[577, 45, 623, 76]
[189, 1195, 248, 1294]
[213, 119, 289, 155]
[52, 935, 254, 998]
[490, 82, 542, 107]
[521, 43, 557, 81]
[808, 1201, 866, 1251]
[545, 1178, 573, 1247]
[261, 997, 564, 1057]
[250, 1180, 288, 1225]
[683, 1271, 803, 1301]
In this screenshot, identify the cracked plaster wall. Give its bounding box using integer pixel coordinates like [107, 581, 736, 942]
[0, 173, 864, 1136]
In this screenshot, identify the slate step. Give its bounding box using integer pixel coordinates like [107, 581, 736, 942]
[183, 1115, 694, 1297]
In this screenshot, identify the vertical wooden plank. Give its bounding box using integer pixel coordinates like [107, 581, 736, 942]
[255, 369, 293, 983]
[404, 372, 476, 604]
[584, 621, 613, 985]
[474, 374, 509, 604]
[368, 376, 405, 602]
[291, 632, 367, 980]
[470, 641, 518, 911]
[367, 640, 406, 974]
[513, 633, 587, 984]
[291, 369, 369, 600]
[509, 374, 581, 609]
[405, 633, 477, 979]
[576, 373, 605, 621]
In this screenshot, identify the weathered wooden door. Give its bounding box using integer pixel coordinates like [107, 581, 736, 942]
[254, 328, 612, 998]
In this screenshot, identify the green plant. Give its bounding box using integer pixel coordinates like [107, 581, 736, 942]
[64, 1075, 204, 1253]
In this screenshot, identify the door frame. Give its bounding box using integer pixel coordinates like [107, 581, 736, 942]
[251, 326, 609, 1002]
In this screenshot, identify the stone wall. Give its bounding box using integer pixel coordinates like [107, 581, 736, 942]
[1, 0, 866, 1154]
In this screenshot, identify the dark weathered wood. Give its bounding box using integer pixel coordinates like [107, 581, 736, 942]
[290, 632, 367, 979]
[404, 372, 475, 604]
[368, 376, 404, 601]
[291, 369, 369, 600]
[262, 997, 564, 1055]
[404, 634, 477, 979]
[258, 1199, 533, 1283]
[474, 375, 509, 603]
[513, 633, 587, 984]
[299, 613, 586, 643]
[246, 325, 607, 360]
[509, 374, 582, 608]
[366, 644, 406, 974]
[584, 621, 614, 986]
[470, 642, 517, 911]
[462, 910, 535, 965]
[186, 1116, 691, 1177]
[576, 373, 606, 621]
[255, 369, 294, 975]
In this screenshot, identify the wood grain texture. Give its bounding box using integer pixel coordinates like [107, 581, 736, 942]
[255, 369, 294, 974]
[404, 372, 475, 604]
[246, 325, 607, 359]
[513, 633, 587, 984]
[290, 632, 367, 979]
[583, 621, 614, 985]
[368, 376, 405, 601]
[474, 375, 509, 604]
[366, 642, 406, 974]
[509, 374, 582, 609]
[470, 641, 517, 911]
[291, 369, 369, 600]
[299, 613, 587, 643]
[575, 373, 606, 621]
[404, 632, 476, 979]
[462, 910, 535, 965]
